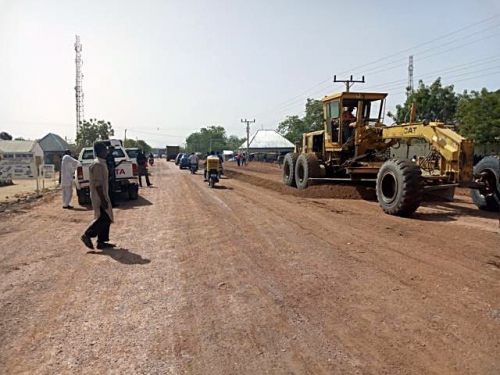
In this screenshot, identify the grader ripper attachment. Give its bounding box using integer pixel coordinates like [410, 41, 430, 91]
[282, 91, 500, 216]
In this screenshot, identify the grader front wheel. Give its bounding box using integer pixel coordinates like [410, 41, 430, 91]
[376, 159, 423, 216]
[295, 153, 321, 190]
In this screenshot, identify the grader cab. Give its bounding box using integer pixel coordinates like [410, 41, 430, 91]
[282, 91, 499, 216]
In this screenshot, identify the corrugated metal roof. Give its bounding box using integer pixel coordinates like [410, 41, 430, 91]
[39, 132, 70, 152]
[0, 140, 37, 153]
[238, 130, 294, 149]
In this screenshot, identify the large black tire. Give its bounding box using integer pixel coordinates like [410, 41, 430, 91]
[376, 159, 423, 217]
[282, 153, 298, 187]
[128, 185, 139, 200]
[470, 156, 500, 211]
[295, 153, 321, 190]
[77, 188, 91, 206]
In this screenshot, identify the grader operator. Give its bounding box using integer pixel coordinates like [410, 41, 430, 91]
[282, 91, 500, 216]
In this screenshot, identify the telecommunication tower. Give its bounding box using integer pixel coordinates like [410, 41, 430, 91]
[407, 55, 414, 97]
[75, 35, 84, 134]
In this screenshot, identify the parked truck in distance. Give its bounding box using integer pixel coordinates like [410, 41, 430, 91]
[166, 145, 180, 161]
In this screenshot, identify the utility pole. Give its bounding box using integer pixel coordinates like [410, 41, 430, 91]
[74, 35, 84, 136]
[407, 55, 414, 98]
[241, 118, 255, 165]
[333, 75, 365, 92]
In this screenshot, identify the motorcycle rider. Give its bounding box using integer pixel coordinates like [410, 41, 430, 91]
[188, 152, 198, 171]
[216, 151, 224, 175]
[204, 151, 216, 181]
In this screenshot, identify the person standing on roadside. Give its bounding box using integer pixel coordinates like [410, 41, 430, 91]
[81, 142, 115, 250]
[106, 146, 118, 208]
[136, 149, 153, 187]
[236, 152, 242, 167]
[60, 149, 81, 209]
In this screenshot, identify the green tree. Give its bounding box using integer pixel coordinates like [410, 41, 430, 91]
[303, 99, 324, 132]
[277, 115, 306, 143]
[456, 88, 500, 144]
[124, 139, 153, 154]
[226, 135, 246, 150]
[76, 119, 114, 148]
[387, 78, 459, 124]
[186, 125, 228, 153]
[0, 132, 13, 140]
[276, 98, 323, 143]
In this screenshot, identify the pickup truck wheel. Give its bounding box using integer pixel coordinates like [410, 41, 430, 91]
[128, 185, 139, 200]
[376, 159, 423, 216]
[282, 153, 298, 187]
[77, 188, 91, 206]
[470, 156, 500, 211]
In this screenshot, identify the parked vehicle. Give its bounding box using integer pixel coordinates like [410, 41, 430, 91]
[175, 153, 184, 165]
[166, 146, 181, 161]
[75, 146, 139, 205]
[179, 154, 190, 169]
[125, 147, 140, 164]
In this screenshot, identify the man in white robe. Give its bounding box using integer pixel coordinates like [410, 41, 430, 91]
[60, 150, 81, 209]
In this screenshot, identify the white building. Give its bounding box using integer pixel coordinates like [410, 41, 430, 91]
[0, 140, 44, 180]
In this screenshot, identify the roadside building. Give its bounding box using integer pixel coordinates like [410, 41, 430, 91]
[0, 140, 44, 181]
[236, 129, 294, 161]
[38, 133, 71, 171]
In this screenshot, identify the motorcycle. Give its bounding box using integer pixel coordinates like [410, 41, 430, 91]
[206, 156, 220, 188]
[148, 157, 154, 166]
[190, 162, 198, 174]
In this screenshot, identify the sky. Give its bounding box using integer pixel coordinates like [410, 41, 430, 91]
[1, 0, 500, 148]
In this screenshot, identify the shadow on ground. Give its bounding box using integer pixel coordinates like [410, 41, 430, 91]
[87, 247, 151, 265]
[413, 201, 499, 222]
[115, 196, 153, 210]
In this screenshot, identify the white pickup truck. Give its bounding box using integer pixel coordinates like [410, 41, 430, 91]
[75, 146, 139, 206]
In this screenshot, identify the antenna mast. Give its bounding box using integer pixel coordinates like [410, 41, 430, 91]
[75, 35, 84, 135]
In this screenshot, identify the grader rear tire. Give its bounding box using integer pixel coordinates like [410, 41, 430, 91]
[470, 156, 500, 212]
[295, 153, 321, 190]
[283, 153, 298, 187]
[376, 159, 423, 217]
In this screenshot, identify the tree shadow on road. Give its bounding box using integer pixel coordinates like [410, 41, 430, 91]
[87, 247, 151, 265]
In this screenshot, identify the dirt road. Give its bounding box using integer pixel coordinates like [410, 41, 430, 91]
[1, 159, 499, 374]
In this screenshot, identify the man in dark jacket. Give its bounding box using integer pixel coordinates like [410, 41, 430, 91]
[136, 149, 152, 187]
[106, 146, 118, 207]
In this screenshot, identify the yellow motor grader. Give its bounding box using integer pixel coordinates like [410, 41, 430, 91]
[282, 91, 500, 216]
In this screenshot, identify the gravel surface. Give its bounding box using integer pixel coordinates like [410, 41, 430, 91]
[1, 159, 499, 374]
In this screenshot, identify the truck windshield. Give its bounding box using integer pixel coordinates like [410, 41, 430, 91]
[126, 149, 139, 158]
[81, 150, 94, 160]
[113, 149, 126, 158]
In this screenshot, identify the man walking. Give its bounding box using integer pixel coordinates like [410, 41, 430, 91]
[60, 149, 80, 209]
[106, 146, 118, 207]
[81, 142, 115, 250]
[136, 149, 152, 187]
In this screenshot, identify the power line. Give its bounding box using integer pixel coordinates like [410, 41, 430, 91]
[251, 14, 500, 119]
[122, 128, 186, 138]
[257, 44, 500, 122]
